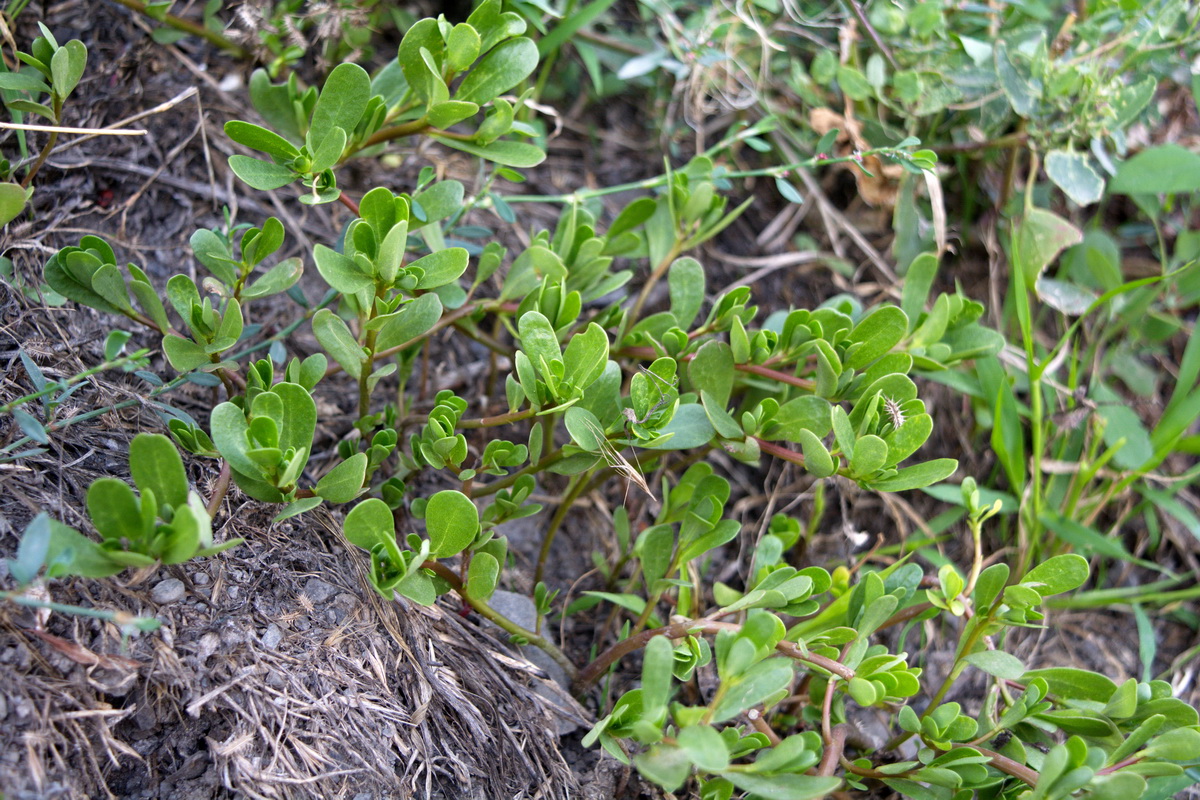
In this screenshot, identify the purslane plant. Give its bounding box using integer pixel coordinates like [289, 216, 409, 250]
[0, 25, 87, 225]
[8, 13, 1199, 799]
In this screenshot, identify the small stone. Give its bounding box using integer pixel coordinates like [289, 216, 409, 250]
[260, 624, 283, 650]
[195, 632, 220, 664]
[191, 572, 210, 586]
[485, 590, 577, 734]
[303, 578, 339, 604]
[150, 578, 185, 604]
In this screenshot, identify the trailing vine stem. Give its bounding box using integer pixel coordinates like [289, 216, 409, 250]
[109, 0, 251, 59]
[573, 617, 854, 693]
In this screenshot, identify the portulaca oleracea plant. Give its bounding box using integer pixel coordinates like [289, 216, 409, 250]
[5, 6, 1198, 799]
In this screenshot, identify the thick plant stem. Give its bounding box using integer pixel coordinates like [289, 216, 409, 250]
[358, 118, 431, 150]
[754, 438, 808, 469]
[458, 407, 537, 429]
[421, 560, 578, 680]
[627, 241, 683, 326]
[470, 446, 565, 498]
[20, 129, 57, 190]
[818, 724, 848, 776]
[619, 346, 815, 391]
[337, 191, 360, 216]
[574, 618, 854, 692]
[206, 461, 231, 519]
[108, 0, 251, 59]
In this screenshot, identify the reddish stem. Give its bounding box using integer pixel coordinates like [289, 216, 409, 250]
[205, 461, 231, 519]
[574, 618, 853, 692]
[338, 191, 361, 216]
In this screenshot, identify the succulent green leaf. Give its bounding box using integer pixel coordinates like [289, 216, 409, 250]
[446, 23, 482, 71]
[467, 551, 500, 602]
[162, 335, 211, 372]
[273, 497, 324, 522]
[228, 155, 296, 190]
[884, 412, 933, 466]
[701, 390, 742, 439]
[1020, 668, 1116, 702]
[797, 429, 835, 478]
[0, 181, 29, 226]
[668, 257, 705, 329]
[129, 433, 189, 510]
[376, 293, 443, 352]
[9, 513, 52, 585]
[90, 263, 133, 313]
[224, 120, 300, 161]
[1109, 143, 1200, 196]
[411, 180, 465, 228]
[712, 658, 793, 722]
[900, 253, 938, 326]
[869, 458, 957, 491]
[678, 725, 730, 772]
[243, 257, 303, 299]
[44, 250, 120, 315]
[308, 62, 371, 150]
[343, 497, 394, 550]
[1046, 149, 1104, 206]
[312, 309, 364, 379]
[412, 247, 469, 289]
[0, 70, 51, 94]
[517, 311, 561, 374]
[426, 100, 480, 129]
[634, 746, 692, 792]
[161, 500, 204, 564]
[648, 404, 715, 450]
[455, 37, 537, 105]
[963, 650, 1026, 680]
[850, 434, 888, 476]
[562, 323, 609, 392]
[764, 396, 832, 441]
[315, 453, 368, 503]
[309, 124, 347, 173]
[210, 402, 262, 479]
[50, 39, 87, 99]
[431, 136, 545, 168]
[1022, 554, 1089, 597]
[846, 306, 908, 369]
[313, 244, 374, 294]
[467, 0, 527, 53]
[45, 519, 123, 578]
[641, 634, 675, 716]
[426, 490, 479, 558]
[86, 477, 142, 543]
[688, 341, 734, 407]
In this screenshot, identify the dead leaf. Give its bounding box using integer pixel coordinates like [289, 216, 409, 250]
[26, 628, 143, 670]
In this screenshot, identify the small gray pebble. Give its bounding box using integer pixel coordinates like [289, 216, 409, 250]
[303, 578, 339, 604]
[260, 624, 283, 650]
[191, 572, 210, 586]
[150, 578, 186, 604]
